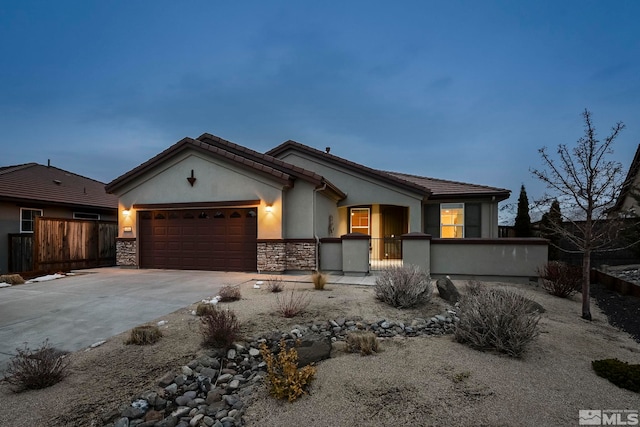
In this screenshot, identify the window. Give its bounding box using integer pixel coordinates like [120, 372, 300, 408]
[20, 208, 42, 233]
[73, 212, 100, 220]
[350, 208, 370, 234]
[440, 203, 464, 238]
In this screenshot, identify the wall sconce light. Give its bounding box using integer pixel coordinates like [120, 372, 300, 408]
[265, 205, 273, 213]
[122, 209, 131, 216]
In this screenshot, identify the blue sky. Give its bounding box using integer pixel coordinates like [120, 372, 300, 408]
[1, 1, 639, 223]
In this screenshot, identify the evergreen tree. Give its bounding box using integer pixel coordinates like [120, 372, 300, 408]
[514, 185, 532, 237]
[540, 199, 562, 260]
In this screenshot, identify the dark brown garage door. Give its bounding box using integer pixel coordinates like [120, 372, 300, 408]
[139, 208, 257, 271]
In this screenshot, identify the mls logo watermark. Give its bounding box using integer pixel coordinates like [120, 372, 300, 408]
[579, 410, 639, 425]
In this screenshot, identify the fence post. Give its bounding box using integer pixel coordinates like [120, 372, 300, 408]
[341, 233, 370, 276]
[401, 232, 431, 273]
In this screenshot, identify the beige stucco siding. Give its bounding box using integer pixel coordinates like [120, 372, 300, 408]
[277, 152, 424, 232]
[115, 150, 285, 239]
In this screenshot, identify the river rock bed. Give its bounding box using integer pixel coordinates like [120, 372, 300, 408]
[103, 311, 458, 427]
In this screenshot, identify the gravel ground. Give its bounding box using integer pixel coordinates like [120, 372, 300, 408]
[591, 281, 640, 343]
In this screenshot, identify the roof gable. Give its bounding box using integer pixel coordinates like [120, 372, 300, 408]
[267, 140, 510, 200]
[0, 163, 117, 209]
[612, 143, 640, 212]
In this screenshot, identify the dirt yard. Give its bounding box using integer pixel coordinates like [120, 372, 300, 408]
[1, 279, 639, 426]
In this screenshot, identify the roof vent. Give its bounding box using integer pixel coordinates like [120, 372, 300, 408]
[53, 179, 61, 185]
[325, 147, 331, 154]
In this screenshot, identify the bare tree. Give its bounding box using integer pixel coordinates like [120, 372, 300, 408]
[531, 109, 626, 320]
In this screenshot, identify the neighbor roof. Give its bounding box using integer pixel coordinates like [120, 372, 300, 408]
[267, 140, 510, 201]
[0, 163, 117, 209]
[612, 143, 640, 212]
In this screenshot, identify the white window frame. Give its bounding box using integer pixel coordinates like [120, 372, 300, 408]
[350, 207, 370, 235]
[20, 208, 43, 233]
[440, 203, 464, 238]
[73, 212, 101, 220]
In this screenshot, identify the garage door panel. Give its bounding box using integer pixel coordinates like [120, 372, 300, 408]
[140, 208, 257, 271]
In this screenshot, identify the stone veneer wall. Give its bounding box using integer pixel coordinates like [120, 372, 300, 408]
[257, 241, 286, 272]
[257, 240, 316, 272]
[116, 238, 137, 267]
[285, 241, 316, 271]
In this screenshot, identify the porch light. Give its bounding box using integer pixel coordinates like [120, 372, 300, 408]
[265, 205, 273, 213]
[122, 209, 131, 216]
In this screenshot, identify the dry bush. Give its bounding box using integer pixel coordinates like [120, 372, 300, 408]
[218, 285, 241, 302]
[3, 339, 69, 392]
[346, 331, 379, 356]
[311, 271, 328, 290]
[200, 307, 241, 348]
[374, 265, 433, 308]
[538, 261, 582, 298]
[266, 276, 284, 293]
[196, 302, 218, 316]
[276, 289, 311, 318]
[454, 281, 541, 358]
[0, 274, 25, 285]
[125, 325, 162, 345]
[260, 339, 316, 402]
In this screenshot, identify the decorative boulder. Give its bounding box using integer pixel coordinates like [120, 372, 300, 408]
[436, 277, 461, 303]
[295, 333, 332, 367]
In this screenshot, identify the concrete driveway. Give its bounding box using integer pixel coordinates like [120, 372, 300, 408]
[0, 267, 255, 372]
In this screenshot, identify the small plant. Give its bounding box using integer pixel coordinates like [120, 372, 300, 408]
[267, 276, 284, 293]
[311, 271, 328, 290]
[346, 331, 379, 356]
[259, 339, 316, 402]
[196, 302, 218, 316]
[0, 274, 25, 285]
[276, 289, 311, 318]
[592, 358, 640, 393]
[3, 339, 69, 392]
[454, 281, 541, 358]
[125, 325, 162, 345]
[374, 265, 433, 308]
[200, 307, 241, 348]
[218, 285, 241, 302]
[538, 261, 582, 298]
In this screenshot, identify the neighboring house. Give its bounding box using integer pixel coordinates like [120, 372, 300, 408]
[106, 133, 547, 280]
[0, 163, 118, 273]
[611, 144, 640, 216]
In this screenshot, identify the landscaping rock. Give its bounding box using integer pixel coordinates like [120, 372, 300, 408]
[436, 277, 461, 303]
[295, 333, 332, 367]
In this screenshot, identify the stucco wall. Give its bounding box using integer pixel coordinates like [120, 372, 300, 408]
[283, 180, 314, 238]
[276, 152, 424, 232]
[114, 151, 285, 239]
[430, 238, 548, 279]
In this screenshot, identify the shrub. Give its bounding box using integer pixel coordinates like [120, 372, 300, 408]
[196, 302, 217, 316]
[4, 339, 69, 392]
[346, 331, 379, 356]
[260, 339, 316, 402]
[218, 285, 241, 302]
[0, 274, 25, 285]
[276, 289, 311, 318]
[125, 325, 162, 345]
[266, 276, 284, 293]
[538, 261, 582, 298]
[200, 307, 241, 348]
[454, 281, 541, 357]
[592, 358, 640, 393]
[311, 271, 328, 290]
[374, 265, 433, 308]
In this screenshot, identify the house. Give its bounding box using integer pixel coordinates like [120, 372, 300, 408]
[106, 133, 548, 280]
[0, 163, 118, 273]
[611, 144, 640, 216]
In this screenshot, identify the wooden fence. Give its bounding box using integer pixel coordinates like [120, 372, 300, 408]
[8, 217, 117, 273]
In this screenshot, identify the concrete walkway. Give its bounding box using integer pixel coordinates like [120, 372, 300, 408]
[0, 267, 376, 372]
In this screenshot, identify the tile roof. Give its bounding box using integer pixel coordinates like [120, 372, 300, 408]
[0, 163, 117, 209]
[266, 140, 432, 196]
[267, 140, 510, 200]
[385, 171, 510, 200]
